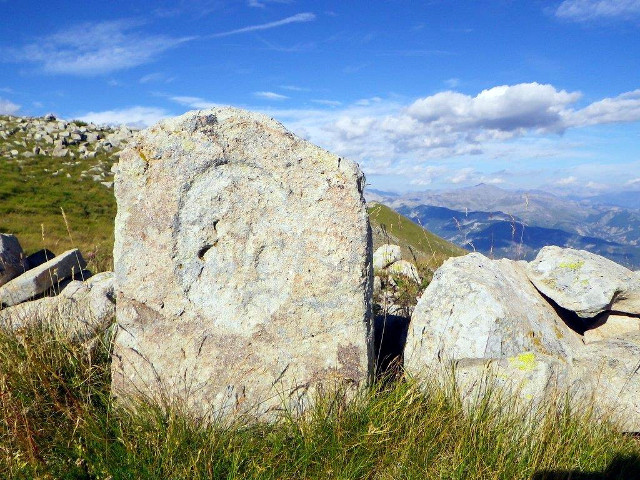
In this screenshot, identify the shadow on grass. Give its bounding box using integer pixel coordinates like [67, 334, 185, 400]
[533, 453, 640, 479]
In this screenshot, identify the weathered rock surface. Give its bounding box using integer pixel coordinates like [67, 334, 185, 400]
[570, 333, 640, 432]
[0, 272, 115, 342]
[0, 234, 26, 287]
[526, 246, 640, 318]
[112, 107, 372, 418]
[583, 313, 640, 344]
[404, 253, 583, 373]
[388, 259, 421, 283]
[373, 244, 402, 270]
[0, 249, 87, 307]
[450, 352, 566, 407]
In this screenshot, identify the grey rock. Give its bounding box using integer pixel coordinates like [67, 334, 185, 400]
[526, 246, 640, 318]
[0, 234, 26, 287]
[583, 313, 640, 344]
[387, 259, 421, 283]
[404, 253, 583, 372]
[0, 249, 87, 307]
[373, 244, 402, 270]
[570, 333, 640, 432]
[448, 353, 567, 410]
[52, 146, 68, 157]
[112, 107, 372, 419]
[0, 272, 115, 343]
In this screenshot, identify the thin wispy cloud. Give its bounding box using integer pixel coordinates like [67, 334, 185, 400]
[311, 99, 342, 106]
[377, 49, 454, 57]
[0, 98, 20, 115]
[140, 72, 175, 84]
[254, 91, 289, 100]
[209, 13, 316, 38]
[171, 95, 220, 109]
[248, 0, 292, 8]
[281, 85, 311, 92]
[555, 0, 640, 21]
[79, 106, 168, 128]
[2, 20, 193, 76]
[2, 12, 316, 76]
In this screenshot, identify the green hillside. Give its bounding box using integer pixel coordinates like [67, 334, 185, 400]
[368, 201, 466, 273]
[0, 115, 117, 271]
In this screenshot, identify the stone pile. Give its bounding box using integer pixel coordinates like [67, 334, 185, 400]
[373, 243, 422, 316]
[405, 246, 640, 431]
[0, 233, 114, 341]
[0, 114, 135, 188]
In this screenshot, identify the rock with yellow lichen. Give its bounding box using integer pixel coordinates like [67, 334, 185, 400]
[526, 246, 640, 318]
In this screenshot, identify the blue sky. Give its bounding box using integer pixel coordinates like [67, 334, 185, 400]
[1, 0, 639, 194]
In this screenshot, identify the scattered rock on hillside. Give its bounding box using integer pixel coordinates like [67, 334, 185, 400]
[404, 253, 583, 371]
[388, 259, 421, 283]
[0, 234, 26, 287]
[0, 272, 115, 342]
[0, 249, 87, 307]
[112, 107, 372, 418]
[526, 246, 640, 318]
[0, 114, 136, 187]
[373, 244, 402, 270]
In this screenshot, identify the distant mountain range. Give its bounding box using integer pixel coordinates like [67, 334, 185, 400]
[367, 184, 640, 269]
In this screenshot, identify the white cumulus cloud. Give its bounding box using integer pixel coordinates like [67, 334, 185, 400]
[0, 97, 20, 115]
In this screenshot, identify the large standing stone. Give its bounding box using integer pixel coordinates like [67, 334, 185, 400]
[112, 107, 372, 418]
[404, 253, 583, 375]
[526, 246, 640, 318]
[0, 249, 86, 307]
[0, 234, 26, 287]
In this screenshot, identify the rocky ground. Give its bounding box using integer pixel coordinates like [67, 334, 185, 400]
[0, 114, 134, 189]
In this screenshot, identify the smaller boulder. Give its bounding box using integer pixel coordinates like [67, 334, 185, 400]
[0, 249, 87, 307]
[404, 253, 583, 373]
[570, 333, 640, 432]
[526, 246, 640, 318]
[0, 234, 26, 287]
[0, 272, 115, 342]
[373, 244, 402, 270]
[388, 260, 421, 283]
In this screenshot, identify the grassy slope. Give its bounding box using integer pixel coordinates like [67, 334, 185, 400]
[368, 201, 466, 271]
[0, 116, 117, 271]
